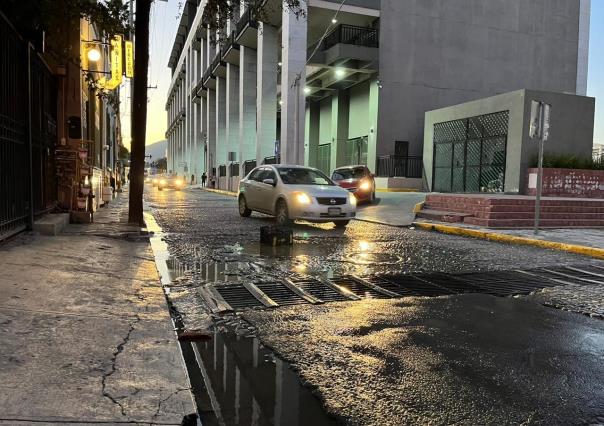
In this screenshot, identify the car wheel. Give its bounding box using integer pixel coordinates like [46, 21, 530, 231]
[275, 199, 291, 225]
[238, 196, 252, 217]
[369, 190, 376, 204]
[334, 220, 350, 228]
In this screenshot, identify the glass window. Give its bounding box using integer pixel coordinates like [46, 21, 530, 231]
[248, 168, 264, 181]
[332, 167, 366, 180]
[277, 167, 334, 186]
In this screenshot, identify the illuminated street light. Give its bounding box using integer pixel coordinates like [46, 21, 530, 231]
[331, 18, 338, 24]
[304, 86, 311, 95]
[335, 68, 345, 79]
[87, 47, 101, 62]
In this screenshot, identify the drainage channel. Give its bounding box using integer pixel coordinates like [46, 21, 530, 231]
[197, 264, 604, 313]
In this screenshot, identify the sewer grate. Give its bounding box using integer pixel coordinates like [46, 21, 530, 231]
[254, 282, 310, 306]
[291, 278, 351, 302]
[374, 274, 453, 296]
[416, 272, 484, 294]
[453, 271, 558, 296]
[214, 285, 265, 309]
[330, 277, 389, 299]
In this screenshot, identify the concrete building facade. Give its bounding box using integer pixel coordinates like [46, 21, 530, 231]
[165, 0, 590, 191]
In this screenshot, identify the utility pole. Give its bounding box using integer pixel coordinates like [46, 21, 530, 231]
[128, 0, 151, 225]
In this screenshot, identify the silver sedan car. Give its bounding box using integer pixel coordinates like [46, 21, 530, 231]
[238, 165, 357, 227]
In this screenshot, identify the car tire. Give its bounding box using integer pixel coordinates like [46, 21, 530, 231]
[369, 190, 376, 204]
[334, 220, 350, 228]
[238, 195, 252, 217]
[275, 199, 291, 225]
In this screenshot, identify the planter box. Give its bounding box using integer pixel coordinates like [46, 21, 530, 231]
[526, 168, 604, 198]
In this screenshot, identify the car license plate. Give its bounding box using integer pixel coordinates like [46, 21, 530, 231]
[328, 207, 341, 216]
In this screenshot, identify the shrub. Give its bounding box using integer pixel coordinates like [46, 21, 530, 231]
[531, 154, 604, 170]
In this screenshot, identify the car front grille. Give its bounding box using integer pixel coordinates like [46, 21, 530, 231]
[316, 197, 346, 205]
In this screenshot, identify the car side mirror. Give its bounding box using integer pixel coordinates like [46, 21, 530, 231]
[262, 178, 275, 186]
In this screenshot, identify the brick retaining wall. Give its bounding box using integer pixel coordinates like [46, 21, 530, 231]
[526, 168, 604, 198]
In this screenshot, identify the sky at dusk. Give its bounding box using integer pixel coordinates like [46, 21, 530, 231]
[121, 1, 604, 150]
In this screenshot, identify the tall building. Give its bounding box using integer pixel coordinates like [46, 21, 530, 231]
[165, 0, 590, 190]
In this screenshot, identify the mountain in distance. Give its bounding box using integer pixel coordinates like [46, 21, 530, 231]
[146, 139, 167, 160]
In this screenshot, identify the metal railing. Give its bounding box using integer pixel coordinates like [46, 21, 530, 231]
[218, 164, 227, 177]
[376, 155, 423, 178]
[236, 6, 258, 37]
[262, 155, 280, 165]
[229, 162, 239, 177]
[1, 12, 57, 240]
[243, 160, 256, 176]
[202, 66, 213, 85]
[323, 24, 379, 50]
[220, 31, 238, 59]
[211, 51, 222, 72]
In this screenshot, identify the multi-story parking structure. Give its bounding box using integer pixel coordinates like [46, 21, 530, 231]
[165, 0, 590, 191]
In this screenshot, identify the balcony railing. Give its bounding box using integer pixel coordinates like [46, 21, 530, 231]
[236, 6, 258, 37]
[202, 67, 213, 85]
[211, 51, 222, 72]
[243, 159, 256, 176]
[221, 31, 238, 58]
[229, 162, 239, 177]
[218, 164, 227, 177]
[376, 156, 423, 178]
[323, 24, 379, 50]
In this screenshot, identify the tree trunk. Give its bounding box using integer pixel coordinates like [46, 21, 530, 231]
[128, 0, 151, 225]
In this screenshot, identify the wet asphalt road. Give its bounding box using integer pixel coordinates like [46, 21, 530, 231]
[147, 187, 604, 425]
[147, 188, 594, 278]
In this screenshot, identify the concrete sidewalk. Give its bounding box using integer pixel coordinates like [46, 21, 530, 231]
[0, 190, 196, 424]
[356, 192, 426, 227]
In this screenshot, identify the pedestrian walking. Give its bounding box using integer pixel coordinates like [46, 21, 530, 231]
[191, 174, 195, 185]
[201, 172, 207, 187]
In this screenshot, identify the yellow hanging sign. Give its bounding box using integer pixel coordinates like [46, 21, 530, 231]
[99, 34, 123, 91]
[125, 40, 134, 78]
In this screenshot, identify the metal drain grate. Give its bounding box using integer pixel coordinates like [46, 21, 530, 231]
[255, 282, 309, 306]
[454, 271, 558, 296]
[376, 274, 453, 296]
[417, 273, 484, 294]
[214, 285, 264, 309]
[543, 267, 604, 284]
[330, 277, 389, 299]
[291, 278, 351, 302]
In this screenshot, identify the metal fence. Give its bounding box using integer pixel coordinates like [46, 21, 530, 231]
[323, 24, 379, 50]
[376, 155, 423, 178]
[1, 12, 57, 240]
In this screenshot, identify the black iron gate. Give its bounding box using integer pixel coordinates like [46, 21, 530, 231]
[0, 13, 57, 240]
[433, 111, 508, 193]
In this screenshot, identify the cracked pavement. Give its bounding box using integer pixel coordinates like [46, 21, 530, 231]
[0, 192, 195, 424]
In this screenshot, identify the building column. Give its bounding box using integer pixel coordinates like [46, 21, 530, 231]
[256, 23, 278, 163]
[216, 76, 227, 186]
[367, 79, 379, 173]
[239, 46, 257, 176]
[206, 88, 216, 178]
[304, 102, 320, 167]
[330, 91, 349, 171]
[280, 3, 307, 165]
[226, 63, 239, 190]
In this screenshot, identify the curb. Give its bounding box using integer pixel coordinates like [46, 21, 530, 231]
[376, 188, 419, 193]
[413, 222, 604, 259]
[202, 188, 237, 197]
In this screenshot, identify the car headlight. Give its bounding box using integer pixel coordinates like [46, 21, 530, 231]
[153, 178, 158, 183]
[349, 193, 357, 206]
[175, 179, 182, 186]
[160, 179, 166, 185]
[294, 192, 312, 205]
[359, 180, 371, 191]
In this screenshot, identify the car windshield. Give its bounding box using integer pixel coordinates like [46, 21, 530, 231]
[332, 168, 365, 180]
[277, 167, 334, 186]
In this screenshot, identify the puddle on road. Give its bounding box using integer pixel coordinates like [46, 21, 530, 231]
[187, 328, 337, 426]
[166, 258, 247, 282]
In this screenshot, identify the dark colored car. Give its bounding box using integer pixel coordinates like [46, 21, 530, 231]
[331, 165, 376, 204]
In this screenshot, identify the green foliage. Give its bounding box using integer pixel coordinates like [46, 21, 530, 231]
[152, 157, 167, 172]
[202, 0, 304, 43]
[532, 154, 604, 171]
[119, 145, 130, 161]
[1, 0, 129, 60]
